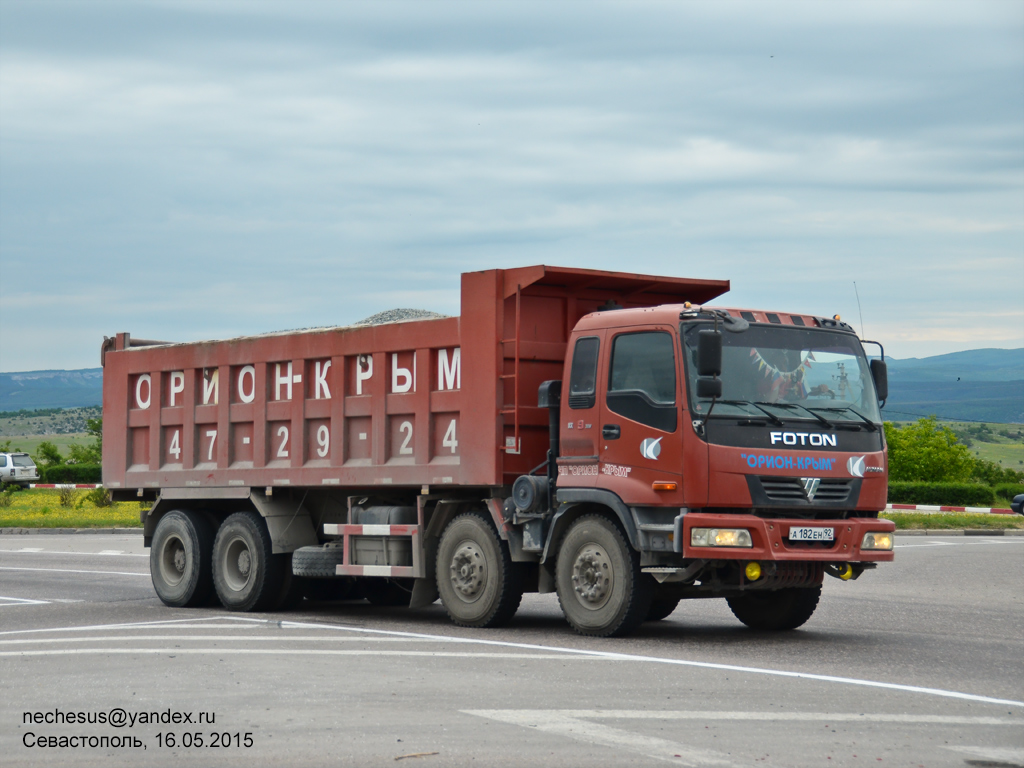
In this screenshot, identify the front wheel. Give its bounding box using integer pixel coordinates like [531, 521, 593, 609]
[555, 514, 652, 637]
[436, 513, 523, 628]
[726, 586, 822, 630]
[150, 510, 214, 607]
[212, 511, 282, 612]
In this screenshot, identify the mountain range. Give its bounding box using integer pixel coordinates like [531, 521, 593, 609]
[1, 348, 1022, 423]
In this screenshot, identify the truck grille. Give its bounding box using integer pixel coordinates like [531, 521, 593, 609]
[759, 477, 852, 505]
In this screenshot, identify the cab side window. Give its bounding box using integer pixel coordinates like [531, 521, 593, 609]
[607, 331, 677, 432]
[568, 336, 600, 409]
[0, 455, 6, 467]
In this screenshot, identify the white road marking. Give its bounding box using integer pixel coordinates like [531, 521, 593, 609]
[0, 616, 263, 636]
[0, 596, 49, 606]
[0, 549, 147, 558]
[1, 616, 1020, 710]
[462, 710, 1019, 767]
[465, 710, 1017, 725]
[466, 709, 737, 766]
[0, 566, 148, 577]
[943, 746, 1024, 762]
[277, 620, 1024, 708]
[895, 542, 958, 549]
[0, 649, 600, 660]
[0, 635, 425, 645]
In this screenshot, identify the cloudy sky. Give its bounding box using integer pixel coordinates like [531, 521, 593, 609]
[1, 0, 1021, 372]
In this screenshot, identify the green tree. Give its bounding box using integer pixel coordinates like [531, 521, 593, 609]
[33, 441, 65, 468]
[884, 417, 976, 482]
[68, 417, 102, 465]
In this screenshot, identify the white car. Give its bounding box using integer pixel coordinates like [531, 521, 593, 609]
[0, 453, 40, 486]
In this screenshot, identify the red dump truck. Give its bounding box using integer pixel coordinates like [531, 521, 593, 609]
[102, 265, 894, 637]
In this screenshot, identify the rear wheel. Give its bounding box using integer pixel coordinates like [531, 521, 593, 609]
[726, 586, 822, 630]
[436, 513, 523, 627]
[150, 510, 214, 607]
[212, 511, 282, 612]
[555, 514, 652, 637]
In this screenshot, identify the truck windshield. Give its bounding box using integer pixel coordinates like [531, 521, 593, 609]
[681, 322, 883, 425]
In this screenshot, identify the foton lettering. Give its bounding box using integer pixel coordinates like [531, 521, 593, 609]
[769, 431, 837, 448]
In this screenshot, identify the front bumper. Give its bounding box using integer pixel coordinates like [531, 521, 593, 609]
[674, 512, 895, 562]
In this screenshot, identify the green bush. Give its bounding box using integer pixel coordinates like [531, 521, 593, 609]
[40, 464, 102, 484]
[888, 482, 995, 507]
[884, 418, 975, 482]
[994, 482, 1024, 503]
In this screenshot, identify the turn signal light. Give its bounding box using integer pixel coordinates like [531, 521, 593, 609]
[861, 532, 893, 551]
[690, 528, 753, 548]
[652, 481, 678, 491]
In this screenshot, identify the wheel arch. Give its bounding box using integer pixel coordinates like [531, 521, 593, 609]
[540, 489, 640, 565]
[143, 488, 318, 554]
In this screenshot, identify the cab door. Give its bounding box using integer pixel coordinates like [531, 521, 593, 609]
[596, 328, 683, 505]
[556, 332, 605, 488]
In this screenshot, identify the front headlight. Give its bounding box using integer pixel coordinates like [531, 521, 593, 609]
[861, 531, 893, 551]
[690, 528, 753, 548]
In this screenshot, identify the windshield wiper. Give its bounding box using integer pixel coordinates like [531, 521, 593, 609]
[717, 400, 785, 426]
[810, 406, 878, 431]
[756, 401, 833, 428]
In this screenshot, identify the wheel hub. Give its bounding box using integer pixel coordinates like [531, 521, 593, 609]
[172, 548, 186, 573]
[571, 545, 612, 608]
[237, 550, 251, 577]
[449, 542, 486, 598]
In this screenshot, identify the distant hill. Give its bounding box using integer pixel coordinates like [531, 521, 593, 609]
[883, 348, 1023, 423]
[1, 347, 1021, 422]
[886, 347, 1024, 383]
[0, 369, 103, 411]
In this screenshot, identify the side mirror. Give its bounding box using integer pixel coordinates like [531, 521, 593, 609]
[696, 377, 722, 399]
[870, 359, 888, 402]
[697, 330, 722, 377]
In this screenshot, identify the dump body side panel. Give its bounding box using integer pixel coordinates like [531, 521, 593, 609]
[103, 265, 730, 496]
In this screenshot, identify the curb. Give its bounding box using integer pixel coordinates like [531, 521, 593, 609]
[27, 484, 103, 490]
[886, 504, 1014, 515]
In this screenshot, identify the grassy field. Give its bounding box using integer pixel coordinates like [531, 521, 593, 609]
[0, 433, 94, 456]
[0, 489, 143, 528]
[885, 511, 1024, 530]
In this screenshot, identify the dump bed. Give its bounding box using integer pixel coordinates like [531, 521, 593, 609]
[102, 266, 728, 495]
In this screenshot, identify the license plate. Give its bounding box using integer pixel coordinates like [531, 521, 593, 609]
[789, 526, 834, 542]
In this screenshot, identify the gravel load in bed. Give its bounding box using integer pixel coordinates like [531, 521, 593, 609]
[353, 308, 450, 326]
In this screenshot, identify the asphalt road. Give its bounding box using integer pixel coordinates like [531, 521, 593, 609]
[0, 533, 1021, 768]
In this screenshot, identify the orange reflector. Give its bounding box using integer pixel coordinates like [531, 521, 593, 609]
[652, 481, 677, 491]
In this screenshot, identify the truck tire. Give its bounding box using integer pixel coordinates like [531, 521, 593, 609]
[645, 597, 681, 622]
[212, 511, 282, 612]
[292, 546, 346, 578]
[150, 510, 214, 608]
[436, 512, 523, 628]
[726, 586, 822, 630]
[556, 514, 652, 638]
